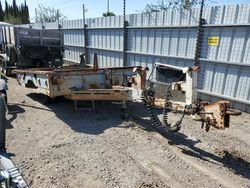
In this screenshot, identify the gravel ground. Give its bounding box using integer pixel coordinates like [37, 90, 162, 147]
[4, 77, 250, 188]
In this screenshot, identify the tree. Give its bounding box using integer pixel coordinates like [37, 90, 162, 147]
[143, 0, 201, 12]
[4, 0, 9, 19]
[23, 0, 30, 23]
[13, 0, 18, 17]
[8, 4, 13, 16]
[3, 0, 30, 24]
[103, 12, 115, 17]
[0, 1, 4, 21]
[19, 4, 24, 22]
[35, 5, 65, 23]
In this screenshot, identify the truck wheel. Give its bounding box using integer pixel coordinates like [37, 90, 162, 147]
[8, 46, 17, 66]
[1, 62, 12, 77]
[17, 54, 36, 68]
[3, 68, 12, 77]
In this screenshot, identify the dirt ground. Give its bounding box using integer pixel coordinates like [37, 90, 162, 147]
[4, 77, 250, 188]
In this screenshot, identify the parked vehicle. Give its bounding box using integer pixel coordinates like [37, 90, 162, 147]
[0, 22, 63, 76]
[0, 78, 7, 103]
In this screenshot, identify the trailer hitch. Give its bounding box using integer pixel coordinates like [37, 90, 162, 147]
[192, 100, 242, 131]
[143, 94, 242, 133]
[225, 109, 242, 116]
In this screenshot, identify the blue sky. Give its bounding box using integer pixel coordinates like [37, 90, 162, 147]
[7, 0, 250, 21]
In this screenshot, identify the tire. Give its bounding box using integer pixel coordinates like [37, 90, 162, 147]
[17, 54, 37, 68]
[3, 68, 12, 77]
[6, 44, 17, 66]
[1, 62, 12, 77]
[8, 46, 17, 66]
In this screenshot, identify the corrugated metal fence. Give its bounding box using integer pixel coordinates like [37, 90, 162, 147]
[22, 4, 250, 112]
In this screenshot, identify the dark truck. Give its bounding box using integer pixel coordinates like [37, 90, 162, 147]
[0, 23, 63, 76]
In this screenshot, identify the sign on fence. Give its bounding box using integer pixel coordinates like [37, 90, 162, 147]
[208, 36, 220, 46]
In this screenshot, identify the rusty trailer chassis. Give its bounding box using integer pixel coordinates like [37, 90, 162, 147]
[14, 66, 146, 110]
[14, 63, 241, 132]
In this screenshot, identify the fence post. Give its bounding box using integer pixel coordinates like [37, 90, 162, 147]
[83, 4, 89, 65]
[194, 0, 205, 67]
[123, 0, 128, 67]
[84, 24, 89, 65]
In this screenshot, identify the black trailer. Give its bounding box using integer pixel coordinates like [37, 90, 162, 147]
[0, 24, 63, 76]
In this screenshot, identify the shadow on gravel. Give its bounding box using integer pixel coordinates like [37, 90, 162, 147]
[27, 93, 125, 135]
[6, 104, 25, 129]
[129, 103, 250, 180]
[166, 133, 250, 179]
[8, 103, 53, 112]
[25, 93, 250, 179]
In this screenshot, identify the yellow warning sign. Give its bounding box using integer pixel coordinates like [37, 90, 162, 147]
[208, 36, 220, 46]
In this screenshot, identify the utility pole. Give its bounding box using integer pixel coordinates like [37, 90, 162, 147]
[57, 9, 60, 29]
[107, 0, 109, 13]
[83, 4, 88, 66]
[35, 8, 37, 23]
[83, 4, 85, 25]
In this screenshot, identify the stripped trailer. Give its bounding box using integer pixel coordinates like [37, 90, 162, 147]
[14, 66, 146, 112]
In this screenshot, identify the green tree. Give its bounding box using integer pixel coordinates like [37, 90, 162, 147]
[13, 0, 18, 17]
[8, 4, 13, 16]
[4, 0, 9, 19]
[103, 12, 115, 17]
[0, 1, 4, 21]
[20, 4, 25, 23]
[23, 0, 30, 23]
[3, 0, 30, 24]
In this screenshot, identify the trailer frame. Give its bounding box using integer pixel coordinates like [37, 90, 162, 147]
[14, 66, 147, 110]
